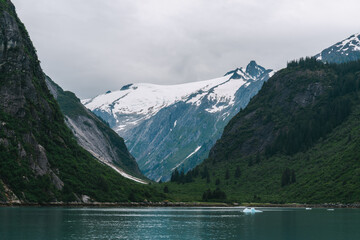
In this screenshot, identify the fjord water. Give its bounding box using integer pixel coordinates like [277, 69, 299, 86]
[1, 207, 359, 240]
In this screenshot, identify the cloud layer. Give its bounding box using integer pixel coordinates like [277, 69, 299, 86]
[12, 0, 360, 98]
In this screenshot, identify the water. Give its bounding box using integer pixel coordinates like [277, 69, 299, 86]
[1, 207, 360, 240]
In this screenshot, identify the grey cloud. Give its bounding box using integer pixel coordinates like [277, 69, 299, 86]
[12, 0, 360, 98]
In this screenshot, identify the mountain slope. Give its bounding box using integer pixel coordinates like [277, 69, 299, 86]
[84, 62, 273, 181]
[0, 0, 161, 203]
[45, 77, 146, 183]
[164, 58, 360, 204]
[315, 33, 360, 63]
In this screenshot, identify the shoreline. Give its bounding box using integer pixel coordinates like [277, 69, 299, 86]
[1, 202, 360, 208]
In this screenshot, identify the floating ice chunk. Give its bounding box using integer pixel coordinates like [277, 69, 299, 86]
[327, 209, 335, 211]
[305, 208, 312, 210]
[243, 208, 262, 214]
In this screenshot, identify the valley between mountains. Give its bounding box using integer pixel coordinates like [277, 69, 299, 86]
[1, 0, 360, 205]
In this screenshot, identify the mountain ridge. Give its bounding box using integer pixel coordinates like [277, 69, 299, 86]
[315, 33, 360, 63]
[84, 61, 273, 181]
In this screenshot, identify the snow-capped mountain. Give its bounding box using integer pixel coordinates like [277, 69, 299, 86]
[315, 33, 360, 63]
[83, 61, 274, 181]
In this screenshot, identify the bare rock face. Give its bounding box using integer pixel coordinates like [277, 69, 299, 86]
[0, 0, 156, 204]
[45, 76, 143, 179]
[0, 180, 20, 203]
[0, 0, 64, 200]
[28, 144, 64, 190]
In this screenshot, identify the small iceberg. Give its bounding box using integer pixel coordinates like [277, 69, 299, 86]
[243, 208, 262, 214]
[327, 209, 335, 211]
[305, 208, 312, 210]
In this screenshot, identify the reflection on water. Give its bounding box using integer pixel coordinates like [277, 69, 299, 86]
[0, 207, 360, 240]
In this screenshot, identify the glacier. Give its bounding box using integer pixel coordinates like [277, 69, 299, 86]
[83, 61, 274, 181]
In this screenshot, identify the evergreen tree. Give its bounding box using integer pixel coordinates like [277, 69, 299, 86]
[180, 170, 185, 184]
[215, 178, 220, 185]
[234, 166, 241, 178]
[281, 168, 291, 187]
[225, 169, 230, 180]
[171, 169, 180, 182]
[255, 152, 261, 164]
[202, 166, 209, 179]
[291, 170, 296, 184]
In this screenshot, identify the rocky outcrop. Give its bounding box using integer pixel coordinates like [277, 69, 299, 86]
[0, 0, 64, 199]
[0, 0, 158, 203]
[45, 77, 144, 181]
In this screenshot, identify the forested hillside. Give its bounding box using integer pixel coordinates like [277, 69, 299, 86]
[163, 59, 360, 204]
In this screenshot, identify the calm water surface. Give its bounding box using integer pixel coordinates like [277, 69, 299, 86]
[1, 207, 359, 240]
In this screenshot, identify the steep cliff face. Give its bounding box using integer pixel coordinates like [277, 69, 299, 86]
[0, 0, 65, 202]
[45, 77, 145, 182]
[0, 0, 161, 203]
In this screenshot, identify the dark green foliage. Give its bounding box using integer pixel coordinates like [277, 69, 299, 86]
[163, 59, 360, 204]
[225, 169, 230, 180]
[255, 153, 261, 164]
[201, 166, 210, 179]
[163, 186, 169, 193]
[202, 188, 226, 201]
[170, 168, 193, 184]
[215, 178, 220, 185]
[248, 157, 254, 167]
[170, 169, 180, 182]
[287, 57, 324, 69]
[0, 3, 162, 203]
[281, 168, 296, 187]
[253, 194, 261, 202]
[234, 166, 241, 178]
[128, 192, 136, 202]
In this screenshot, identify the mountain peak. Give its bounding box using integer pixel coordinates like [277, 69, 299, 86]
[315, 33, 360, 63]
[246, 60, 266, 78]
[224, 61, 272, 80]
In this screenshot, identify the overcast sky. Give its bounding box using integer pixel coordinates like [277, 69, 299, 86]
[12, 0, 360, 99]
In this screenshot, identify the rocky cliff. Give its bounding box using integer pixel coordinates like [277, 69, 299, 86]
[0, 0, 161, 203]
[45, 77, 145, 183]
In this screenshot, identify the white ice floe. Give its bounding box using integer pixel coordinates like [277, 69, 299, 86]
[243, 208, 262, 213]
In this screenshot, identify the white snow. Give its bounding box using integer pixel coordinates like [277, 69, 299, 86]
[84, 148, 148, 184]
[173, 120, 177, 128]
[105, 162, 148, 184]
[171, 146, 201, 171]
[84, 75, 232, 118]
[268, 70, 276, 78]
[243, 208, 262, 213]
[82, 63, 271, 132]
[206, 78, 247, 113]
[333, 33, 360, 53]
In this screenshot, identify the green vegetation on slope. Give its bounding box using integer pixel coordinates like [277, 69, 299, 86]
[160, 59, 360, 204]
[0, 0, 161, 203]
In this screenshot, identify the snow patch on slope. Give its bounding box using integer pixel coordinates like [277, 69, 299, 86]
[171, 146, 201, 171]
